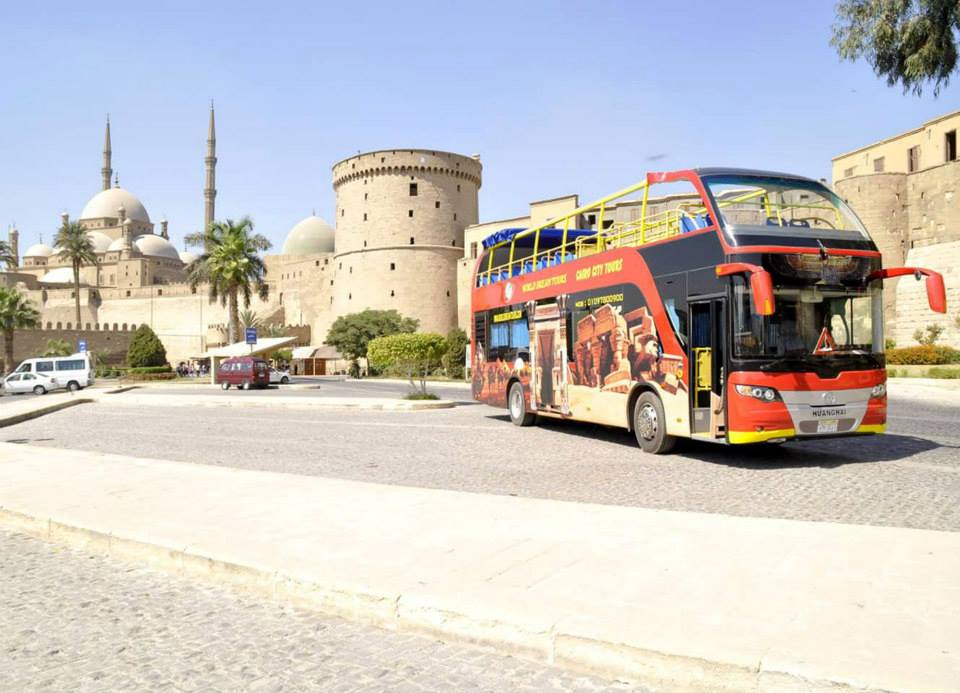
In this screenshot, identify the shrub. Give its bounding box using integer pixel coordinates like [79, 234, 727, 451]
[927, 367, 960, 379]
[127, 325, 168, 368]
[886, 345, 960, 365]
[403, 392, 440, 400]
[441, 327, 468, 379]
[367, 332, 448, 395]
[913, 323, 945, 346]
[126, 371, 177, 382]
[128, 365, 173, 374]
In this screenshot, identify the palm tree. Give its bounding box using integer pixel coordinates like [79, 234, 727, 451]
[239, 309, 262, 331]
[185, 217, 271, 344]
[0, 287, 40, 374]
[43, 338, 73, 356]
[0, 239, 15, 270]
[53, 220, 97, 328]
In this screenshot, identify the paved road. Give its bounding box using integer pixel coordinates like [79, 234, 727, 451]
[4, 388, 959, 531]
[0, 530, 638, 693]
[112, 378, 477, 402]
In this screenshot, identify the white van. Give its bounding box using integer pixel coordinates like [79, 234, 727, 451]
[14, 352, 95, 391]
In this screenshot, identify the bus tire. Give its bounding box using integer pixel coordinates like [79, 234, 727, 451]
[508, 382, 536, 427]
[67, 381, 80, 392]
[633, 392, 676, 454]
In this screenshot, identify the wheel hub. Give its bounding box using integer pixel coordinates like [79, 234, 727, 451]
[637, 403, 658, 440]
[510, 389, 522, 419]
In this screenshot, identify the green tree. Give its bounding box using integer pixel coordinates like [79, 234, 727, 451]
[441, 327, 469, 379]
[325, 309, 419, 377]
[127, 324, 168, 368]
[832, 0, 960, 95]
[185, 217, 271, 344]
[367, 333, 448, 395]
[53, 220, 97, 328]
[43, 338, 73, 357]
[0, 287, 40, 374]
[0, 239, 16, 270]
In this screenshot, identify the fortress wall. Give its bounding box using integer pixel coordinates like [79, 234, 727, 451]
[333, 246, 461, 334]
[835, 173, 909, 328]
[0, 327, 134, 365]
[894, 240, 960, 348]
[906, 161, 960, 249]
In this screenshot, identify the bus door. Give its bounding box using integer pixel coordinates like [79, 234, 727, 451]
[527, 298, 570, 415]
[689, 297, 726, 438]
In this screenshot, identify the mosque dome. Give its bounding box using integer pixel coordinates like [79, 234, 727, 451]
[39, 267, 74, 284]
[179, 250, 198, 265]
[133, 234, 180, 260]
[23, 242, 54, 258]
[281, 215, 335, 255]
[79, 187, 151, 223]
[106, 234, 181, 261]
[87, 231, 112, 253]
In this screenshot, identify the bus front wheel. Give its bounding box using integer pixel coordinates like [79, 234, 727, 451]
[633, 392, 676, 454]
[508, 382, 536, 427]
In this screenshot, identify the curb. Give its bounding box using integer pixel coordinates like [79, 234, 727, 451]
[0, 505, 885, 693]
[0, 396, 93, 428]
[94, 393, 455, 411]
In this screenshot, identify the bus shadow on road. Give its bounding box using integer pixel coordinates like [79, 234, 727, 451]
[486, 413, 947, 469]
[681, 434, 948, 470]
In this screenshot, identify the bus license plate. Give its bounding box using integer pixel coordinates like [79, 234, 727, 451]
[817, 420, 839, 434]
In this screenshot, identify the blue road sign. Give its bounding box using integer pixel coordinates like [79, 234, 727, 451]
[78, 339, 87, 353]
[245, 327, 257, 345]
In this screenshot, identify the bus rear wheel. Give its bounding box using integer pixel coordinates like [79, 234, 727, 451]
[633, 392, 676, 454]
[508, 382, 536, 427]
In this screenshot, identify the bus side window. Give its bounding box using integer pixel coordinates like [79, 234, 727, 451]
[474, 312, 488, 358]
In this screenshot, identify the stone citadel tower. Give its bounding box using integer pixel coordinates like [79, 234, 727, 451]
[331, 149, 481, 333]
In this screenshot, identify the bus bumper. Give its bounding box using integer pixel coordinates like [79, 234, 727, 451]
[728, 422, 886, 444]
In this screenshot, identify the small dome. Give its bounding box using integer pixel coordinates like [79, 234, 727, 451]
[106, 234, 181, 260]
[80, 187, 151, 223]
[23, 242, 54, 258]
[39, 267, 75, 284]
[87, 231, 112, 253]
[134, 234, 180, 260]
[281, 215, 334, 255]
[179, 250, 198, 265]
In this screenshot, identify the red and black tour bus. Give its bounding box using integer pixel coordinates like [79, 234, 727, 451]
[470, 168, 946, 453]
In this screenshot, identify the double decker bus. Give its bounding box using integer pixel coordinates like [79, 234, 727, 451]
[470, 168, 946, 453]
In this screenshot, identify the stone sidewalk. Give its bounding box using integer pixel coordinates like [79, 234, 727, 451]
[0, 442, 958, 693]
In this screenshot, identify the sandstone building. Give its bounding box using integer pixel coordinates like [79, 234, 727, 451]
[833, 109, 960, 345]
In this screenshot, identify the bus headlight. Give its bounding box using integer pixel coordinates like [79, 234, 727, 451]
[734, 384, 780, 402]
[870, 383, 886, 399]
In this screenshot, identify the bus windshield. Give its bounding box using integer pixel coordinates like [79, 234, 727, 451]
[732, 279, 883, 359]
[702, 174, 869, 240]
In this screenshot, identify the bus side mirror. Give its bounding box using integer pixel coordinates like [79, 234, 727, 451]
[867, 267, 947, 314]
[716, 262, 775, 316]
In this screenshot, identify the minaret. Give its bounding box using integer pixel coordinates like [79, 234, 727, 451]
[8, 225, 19, 268]
[101, 116, 112, 191]
[204, 103, 217, 231]
[160, 217, 169, 240]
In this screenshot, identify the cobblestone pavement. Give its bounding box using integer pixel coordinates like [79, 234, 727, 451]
[4, 394, 959, 531]
[0, 530, 641, 693]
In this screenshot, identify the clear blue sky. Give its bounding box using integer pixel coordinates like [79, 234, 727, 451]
[0, 0, 954, 252]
